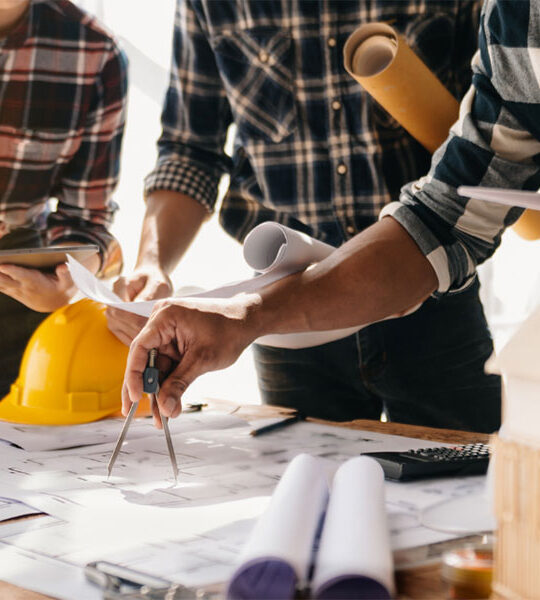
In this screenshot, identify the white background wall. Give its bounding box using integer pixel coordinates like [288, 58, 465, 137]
[75, 0, 260, 405]
[74, 0, 540, 402]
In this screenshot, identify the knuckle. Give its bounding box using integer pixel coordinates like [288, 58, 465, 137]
[167, 377, 189, 396]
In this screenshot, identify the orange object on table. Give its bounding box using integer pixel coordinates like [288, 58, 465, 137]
[441, 544, 493, 599]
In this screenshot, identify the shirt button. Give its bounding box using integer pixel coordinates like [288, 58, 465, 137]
[346, 225, 355, 235]
[337, 163, 347, 175]
[327, 37, 337, 48]
[331, 100, 342, 111]
[259, 50, 269, 63]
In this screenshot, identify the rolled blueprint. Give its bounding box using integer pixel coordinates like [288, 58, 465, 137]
[343, 22, 459, 154]
[68, 221, 419, 349]
[67, 222, 363, 349]
[311, 456, 395, 599]
[227, 453, 329, 600]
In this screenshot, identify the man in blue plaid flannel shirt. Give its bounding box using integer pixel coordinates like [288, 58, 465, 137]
[116, 0, 514, 433]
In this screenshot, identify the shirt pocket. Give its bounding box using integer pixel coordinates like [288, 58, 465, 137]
[212, 28, 296, 143]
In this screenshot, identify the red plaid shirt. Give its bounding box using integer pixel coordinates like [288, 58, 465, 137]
[0, 0, 127, 275]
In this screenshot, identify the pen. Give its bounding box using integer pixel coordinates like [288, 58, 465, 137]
[183, 403, 208, 413]
[250, 413, 304, 437]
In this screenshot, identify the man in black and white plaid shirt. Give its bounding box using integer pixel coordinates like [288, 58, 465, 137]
[115, 0, 507, 433]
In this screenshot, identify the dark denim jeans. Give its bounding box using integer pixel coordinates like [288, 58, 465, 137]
[253, 280, 501, 433]
[0, 229, 48, 398]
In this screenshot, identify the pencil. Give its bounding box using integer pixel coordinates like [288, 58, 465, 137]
[250, 413, 304, 437]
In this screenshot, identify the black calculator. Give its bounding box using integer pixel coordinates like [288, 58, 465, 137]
[363, 443, 490, 481]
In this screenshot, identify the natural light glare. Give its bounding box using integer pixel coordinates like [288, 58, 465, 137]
[73, 0, 260, 406]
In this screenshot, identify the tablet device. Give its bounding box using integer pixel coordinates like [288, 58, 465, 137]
[0, 244, 99, 271]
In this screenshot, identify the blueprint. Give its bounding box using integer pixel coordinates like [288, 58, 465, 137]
[0, 418, 488, 589]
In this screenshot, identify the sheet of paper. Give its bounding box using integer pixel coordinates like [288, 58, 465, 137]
[312, 456, 394, 598]
[0, 417, 489, 591]
[0, 411, 244, 451]
[67, 222, 361, 349]
[458, 185, 540, 210]
[0, 542, 101, 600]
[0, 497, 42, 521]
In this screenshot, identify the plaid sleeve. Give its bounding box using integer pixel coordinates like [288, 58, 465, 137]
[380, 0, 540, 295]
[143, 0, 233, 212]
[47, 41, 128, 277]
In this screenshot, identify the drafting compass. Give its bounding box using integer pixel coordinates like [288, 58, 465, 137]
[107, 349, 179, 481]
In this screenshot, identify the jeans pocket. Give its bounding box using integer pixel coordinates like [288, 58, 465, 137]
[212, 28, 297, 143]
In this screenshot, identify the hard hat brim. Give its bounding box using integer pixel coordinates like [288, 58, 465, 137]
[0, 393, 117, 426]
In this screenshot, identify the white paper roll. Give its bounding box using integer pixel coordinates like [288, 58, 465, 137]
[311, 456, 395, 598]
[227, 453, 329, 599]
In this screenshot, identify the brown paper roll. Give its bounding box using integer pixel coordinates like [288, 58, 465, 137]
[343, 22, 538, 239]
[343, 22, 458, 153]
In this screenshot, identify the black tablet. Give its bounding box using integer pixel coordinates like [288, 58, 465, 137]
[0, 244, 99, 270]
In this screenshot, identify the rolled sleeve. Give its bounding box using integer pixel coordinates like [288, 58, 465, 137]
[144, 0, 233, 211]
[144, 158, 218, 213]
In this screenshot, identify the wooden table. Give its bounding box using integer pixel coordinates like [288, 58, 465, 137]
[0, 400, 489, 599]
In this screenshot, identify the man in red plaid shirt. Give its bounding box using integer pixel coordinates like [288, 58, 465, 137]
[0, 0, 127, 396]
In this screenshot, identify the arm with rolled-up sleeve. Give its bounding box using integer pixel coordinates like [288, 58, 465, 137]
[144, 0, 233, 212]
[381, 0, 540, 295]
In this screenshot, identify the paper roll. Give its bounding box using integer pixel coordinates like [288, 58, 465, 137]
[344, 22, 539, 239]
[343, 22, 458, 154]
[227, 453, 329, 600]
[311, 456, 395, 599]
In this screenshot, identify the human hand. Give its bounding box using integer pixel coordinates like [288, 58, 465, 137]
[106, 267, 173, 346]
[122, 297, 259, 428]
[0, 263, 77, 312]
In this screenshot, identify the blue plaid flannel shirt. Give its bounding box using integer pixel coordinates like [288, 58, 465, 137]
[383, 0, 540, 294]
[145, 0, 480, 248]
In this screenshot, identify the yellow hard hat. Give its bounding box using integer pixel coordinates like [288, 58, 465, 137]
[0, 299, 134, 425]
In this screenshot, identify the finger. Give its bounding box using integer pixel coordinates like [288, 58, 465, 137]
[126, 276, 147, 301]
[106, 308, 147, 344]
[121, 380, 132, 416]
[109, 324, 134, 347]
[55, 264, 75, 290]
[124, 314, 173, 411]
[0, 264, 34, 282]
[143, 280, 172, 301]
[156, 354, 175, 377]
[112, 277, 128, 300]
[0, 266, 16, 282]
[106, 310, 134, 345]
[157, 356, 202, 418]
[0, 271, 18, 289]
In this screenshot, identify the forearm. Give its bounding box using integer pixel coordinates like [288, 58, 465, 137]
[247, 217, 437, 338]
[123, 217, 438, 416]
[135, 190, 208, 274]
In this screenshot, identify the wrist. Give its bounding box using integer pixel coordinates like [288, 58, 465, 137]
[239, 293, 272, 344]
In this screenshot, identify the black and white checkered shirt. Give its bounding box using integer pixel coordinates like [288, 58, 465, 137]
[384, 0, 540, 295]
